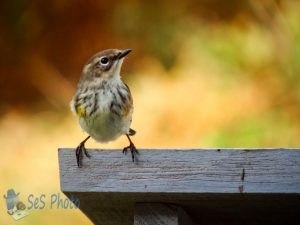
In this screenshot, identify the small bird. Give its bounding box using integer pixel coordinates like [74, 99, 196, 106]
[70, 49, 138, 167]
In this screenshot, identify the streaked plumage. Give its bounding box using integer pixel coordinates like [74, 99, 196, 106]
[70, 49, 137, 167]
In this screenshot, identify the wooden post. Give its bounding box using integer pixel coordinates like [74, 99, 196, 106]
[58, 148, 300, 225]
[134, 203, 194, 225]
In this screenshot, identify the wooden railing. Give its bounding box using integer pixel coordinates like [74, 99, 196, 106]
[58, 148, 300, 225]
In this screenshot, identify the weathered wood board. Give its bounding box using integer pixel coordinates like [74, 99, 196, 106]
[58, 148, 300, 225]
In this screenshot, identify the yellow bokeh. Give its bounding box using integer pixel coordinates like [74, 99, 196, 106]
[1, 1, 300, 224]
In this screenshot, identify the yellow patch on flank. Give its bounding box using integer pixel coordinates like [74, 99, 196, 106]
[121, 103, 132, 116]
[75, 104, 86, 117]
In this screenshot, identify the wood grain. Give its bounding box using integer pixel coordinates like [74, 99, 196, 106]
[58, 148, 300, 225]
[59, 148, 300, 193]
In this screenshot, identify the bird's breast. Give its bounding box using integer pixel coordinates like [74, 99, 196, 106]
[71, 81, 133, 142]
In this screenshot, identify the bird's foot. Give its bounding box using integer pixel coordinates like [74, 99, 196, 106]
[75, 141, 91, 167]
[123, 143, 139, 162]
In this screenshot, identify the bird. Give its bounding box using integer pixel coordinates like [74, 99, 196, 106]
[70, 49, 138, 167]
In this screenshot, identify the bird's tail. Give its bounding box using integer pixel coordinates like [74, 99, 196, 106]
[128, 128, 136, 136]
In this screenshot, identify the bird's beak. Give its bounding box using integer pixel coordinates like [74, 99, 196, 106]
[117, 49, 132, 59]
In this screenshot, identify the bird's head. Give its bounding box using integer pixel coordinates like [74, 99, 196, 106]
[80, 49, 131, 82]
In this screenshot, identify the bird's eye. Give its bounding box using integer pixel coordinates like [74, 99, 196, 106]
[100, 57, 109, 65]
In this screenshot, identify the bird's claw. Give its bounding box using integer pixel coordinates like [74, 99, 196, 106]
[123, 143, 138, 162]
[84, 148, 91, 158]
[75, 142, 91, 167]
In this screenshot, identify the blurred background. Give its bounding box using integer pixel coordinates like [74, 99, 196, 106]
[1, 0, 300, 224]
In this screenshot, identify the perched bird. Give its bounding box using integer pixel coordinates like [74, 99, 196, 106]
[70, 49, 137, 167]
